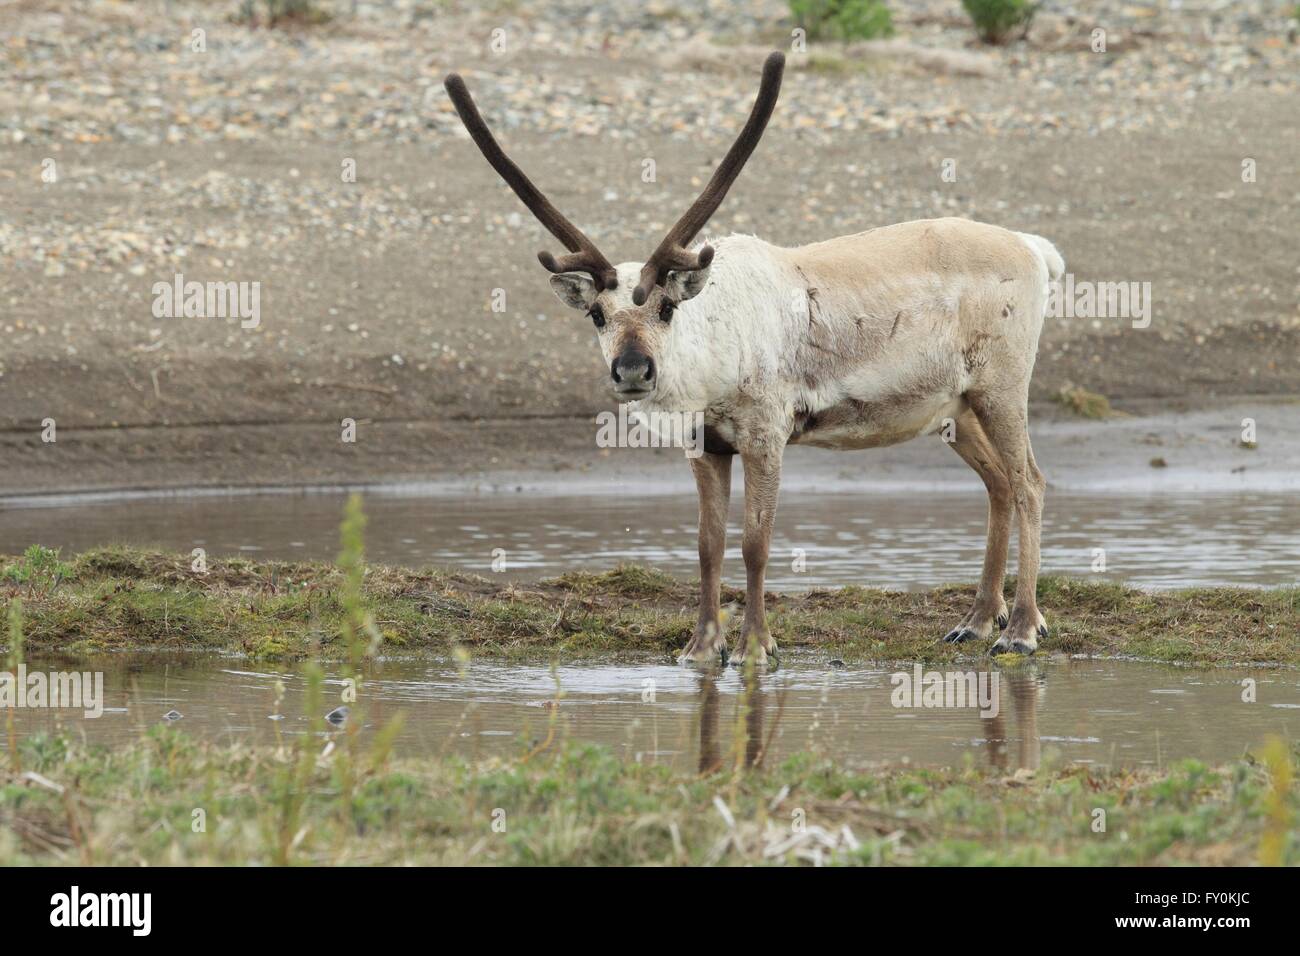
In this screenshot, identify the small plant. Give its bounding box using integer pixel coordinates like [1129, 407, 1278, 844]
[962, 0, 1038, 45]
[2, 545, 73, 589]
[788, 0, 894, 42]
[267, 660, 325, 864]
[234, 0, 333, 28]
[6, 599, 22, 771]
[338, 493, 383, 666]
[1257, 737, 1293, 867]
[1054, 385, 1113, 420]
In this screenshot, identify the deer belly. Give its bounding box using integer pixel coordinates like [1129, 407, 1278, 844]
[790, 393, 965, 450]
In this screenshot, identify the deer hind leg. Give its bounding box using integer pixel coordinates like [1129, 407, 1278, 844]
[941, 408, 1011, 645]
[729, 443, 782, 669]
[680, 451, 733, 665]
[968, 392, 1049, 655]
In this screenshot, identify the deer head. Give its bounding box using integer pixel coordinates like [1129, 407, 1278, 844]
[445, 52, 785, 400]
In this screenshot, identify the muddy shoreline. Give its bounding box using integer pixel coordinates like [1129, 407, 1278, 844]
[2, 394, 1297, 500]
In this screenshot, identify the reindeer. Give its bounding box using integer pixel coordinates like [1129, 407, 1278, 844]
[445, 52, 1062, 666]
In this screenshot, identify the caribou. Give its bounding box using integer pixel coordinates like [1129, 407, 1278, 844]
[445, 52, 1062, 666]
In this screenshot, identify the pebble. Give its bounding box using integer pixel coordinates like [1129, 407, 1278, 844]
[3, 1, 1290, 153]
[1, 0, 1290, 366]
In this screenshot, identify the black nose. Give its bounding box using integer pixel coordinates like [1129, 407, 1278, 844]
[611, 350, 655, 390]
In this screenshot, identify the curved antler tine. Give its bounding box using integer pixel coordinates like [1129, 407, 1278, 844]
[633, 246, 714, 305]
[632, 263, 657, 305]
[445, 72, 617, 288]
[539, 251, 619, 291]
[632, 52, 784, 306]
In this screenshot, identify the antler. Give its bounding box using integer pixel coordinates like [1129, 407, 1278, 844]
[631, 51, 786, 306]
[444, 73, 619, 291]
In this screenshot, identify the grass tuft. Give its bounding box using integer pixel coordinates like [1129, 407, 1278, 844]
[1054, 385, 1115, 419]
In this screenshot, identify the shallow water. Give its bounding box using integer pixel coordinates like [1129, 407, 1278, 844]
[6, 488, 1296, 769]
[12, 654, 1299, 771]
[2, 488, 1299, 590]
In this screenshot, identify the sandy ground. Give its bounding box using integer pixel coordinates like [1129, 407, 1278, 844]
[0, 0, 1296, 496]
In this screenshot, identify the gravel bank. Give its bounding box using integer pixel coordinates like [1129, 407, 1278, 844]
[1, 0, 1296, 492]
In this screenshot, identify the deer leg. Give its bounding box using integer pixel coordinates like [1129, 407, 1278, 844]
[941, 408, 1011, 645]
[680, 451, 733, 664]
[969, 393, 1049, 655]
[730, 443, 782, 668]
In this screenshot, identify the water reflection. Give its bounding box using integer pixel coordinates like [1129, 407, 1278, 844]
[697, 666, 1050, 774]
[697, 673, 720, 774]
[984, 669, 1044, 772]
[696, 669, 771, 774]
[8, 654, 1297, 772]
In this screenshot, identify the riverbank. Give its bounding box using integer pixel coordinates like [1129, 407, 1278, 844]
[5, 547, 1298, 666]
[3, 395, 1299, 500]
[1, 730, 1293, 866]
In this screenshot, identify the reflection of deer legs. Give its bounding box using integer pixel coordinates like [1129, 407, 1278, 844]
[986, 705, 1008, 772]
[696, 674, 721, 775]
[735, 671, 766, 770]
[982, 669, 1042, 771]
[1013, 672, 1040, 771]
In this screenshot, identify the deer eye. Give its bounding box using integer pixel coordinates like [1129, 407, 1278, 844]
[589, 304, 606, 329]
[658, 299, 675, 323]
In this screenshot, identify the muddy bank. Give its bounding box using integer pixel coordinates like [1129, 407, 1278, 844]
[2, 395, 1297, 499]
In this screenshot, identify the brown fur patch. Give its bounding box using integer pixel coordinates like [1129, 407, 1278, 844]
[962, 332, 993, 374]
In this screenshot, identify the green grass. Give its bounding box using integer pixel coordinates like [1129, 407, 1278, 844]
[3, 540, 1296, 867]
[1, 730, 1294, 865]
[962, 0, 1038, 45]
[788, 0, 894, 43]
[1, 545, 72, 587]
[3, 546, 1299, 666]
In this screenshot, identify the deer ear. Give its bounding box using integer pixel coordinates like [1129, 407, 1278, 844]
[549, 272, 598, 310]
[664, 265, 711, 303]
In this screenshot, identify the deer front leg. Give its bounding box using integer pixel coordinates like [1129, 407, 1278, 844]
[679, 451, 732, 664]
[942, 408, 1011, 645]
[730, 442, 782, 669]
[969, 393, 1049, 655]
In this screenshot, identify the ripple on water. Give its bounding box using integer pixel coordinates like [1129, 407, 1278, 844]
[3, 489, 1296, 590]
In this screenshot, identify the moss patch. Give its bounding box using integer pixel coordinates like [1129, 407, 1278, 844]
[2, 547, 1297, 667]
